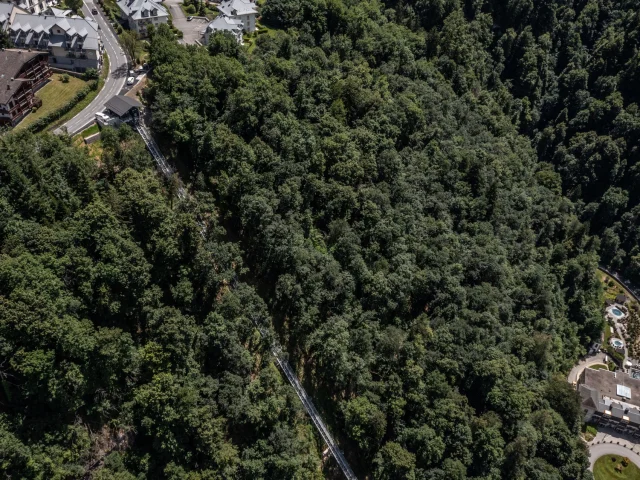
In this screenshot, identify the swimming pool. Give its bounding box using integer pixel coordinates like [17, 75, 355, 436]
[612, 339, 624, 349]
[611, 307, 624, 318]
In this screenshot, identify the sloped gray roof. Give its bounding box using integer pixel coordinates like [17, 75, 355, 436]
[117, 0, 167, 20]
[0, 2, 13, 27]
[104, 95, 142, 117]
[47, 6, 72, 17]
[10, 13, 99, 50]
[207, 14, 243, 33]
[11, 12, 98, 36]
[217, 0, 257, 17]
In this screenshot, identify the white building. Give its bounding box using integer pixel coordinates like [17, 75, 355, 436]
[9, 13, 103, 72]
[116, 0, 168, 37]
[204, 15, 243, 45]
[216, 0, 257, 33]
[7, 0, 50, 15]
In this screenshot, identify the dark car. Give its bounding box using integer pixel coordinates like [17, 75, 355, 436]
[92, 7, 98, 14]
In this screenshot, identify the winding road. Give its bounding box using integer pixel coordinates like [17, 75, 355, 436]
[589, 442, 640, 470]
[56, 0, 128, 135]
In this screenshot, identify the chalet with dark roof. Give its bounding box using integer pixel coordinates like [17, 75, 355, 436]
[0, 49, 51, 126]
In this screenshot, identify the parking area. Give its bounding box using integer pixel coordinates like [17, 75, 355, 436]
[164, 0, 208, 44]
[180, 17, 208, 44]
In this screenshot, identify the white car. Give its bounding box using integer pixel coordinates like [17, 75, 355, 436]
[127, 76, 135, 86]
[95, 111, 115, 127]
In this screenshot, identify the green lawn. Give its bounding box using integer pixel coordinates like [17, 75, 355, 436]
[16, 74, 87, 130]
[79, 124, 100, 138]
[48, 54, 109, 132]
[594, 455, 640, 480]
[590, 364, 610, 370]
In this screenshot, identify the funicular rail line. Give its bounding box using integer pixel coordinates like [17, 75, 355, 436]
[134, 115, 357, 480]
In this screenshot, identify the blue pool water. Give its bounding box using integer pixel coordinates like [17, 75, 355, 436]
[612, 308, 624, 317]
[613, 339, 624, 348]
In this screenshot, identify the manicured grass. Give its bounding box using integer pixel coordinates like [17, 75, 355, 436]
[80, 124, 100, 138]
[16, 54, 110, 132]
[16, 74, 87, 130]
[49, 54, 110, 131]
[594, 455, 640, 480]
[590, 364, 610, 370]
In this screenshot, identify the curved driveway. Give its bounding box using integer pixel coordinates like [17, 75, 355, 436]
[589, 442, 640, 470]
[57, 0, 128, 135]
[568, 352, 608, 384]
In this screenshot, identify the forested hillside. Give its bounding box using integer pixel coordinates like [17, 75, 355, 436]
[5, 0, 636, 478]
[384, 0, 640, 281]
[142, 0, 606, 476]
[0, 129, 323, 478]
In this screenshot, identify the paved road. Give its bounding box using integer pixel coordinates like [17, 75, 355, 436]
[568, 352, 608, 384]
[589, 442, 640, 470]
[58, 0, 128, 135]
[164, 0, 207, 44]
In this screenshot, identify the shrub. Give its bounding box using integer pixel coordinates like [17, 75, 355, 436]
[623, 457, 630, 467]
[609, 280, 615, 287]
[185, 4, 196, 14]
[61, 74, 70, 83]
[605, 345, 625, 365]
[83, 68, 99, 80]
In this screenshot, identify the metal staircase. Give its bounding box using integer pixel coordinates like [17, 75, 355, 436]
[134, 116, 358, 480]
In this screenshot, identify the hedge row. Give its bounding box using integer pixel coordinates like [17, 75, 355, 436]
[28, 80, 98, 134]
[605, 345, 625, 366]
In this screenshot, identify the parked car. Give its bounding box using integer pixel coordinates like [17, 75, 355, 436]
[127, 76, 135, 86]
[187, 16, 193, 21]
[95, 111, 116, 127]
[92, 7, 98, 14]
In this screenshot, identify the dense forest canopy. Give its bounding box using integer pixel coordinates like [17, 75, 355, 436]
[141, 0, 612, 477]
[4, 0, 637, 478]
[0, 129, 323, 479]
